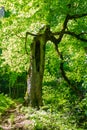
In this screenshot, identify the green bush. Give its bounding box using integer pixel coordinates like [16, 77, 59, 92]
[20, 106, 78, 130]
[0, 93, 15, 115]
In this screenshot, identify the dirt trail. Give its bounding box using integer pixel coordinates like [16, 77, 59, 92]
[0, 105, 34, 130]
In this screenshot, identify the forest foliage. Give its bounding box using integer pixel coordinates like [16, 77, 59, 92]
[0, 0, 87, 129]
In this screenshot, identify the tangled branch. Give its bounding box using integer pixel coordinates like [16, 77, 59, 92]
[51, 13, 87, 43]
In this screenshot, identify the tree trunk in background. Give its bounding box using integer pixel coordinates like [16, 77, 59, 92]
[26, 27, 48, 108]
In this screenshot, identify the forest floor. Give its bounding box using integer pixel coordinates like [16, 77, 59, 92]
[0, 104, 34, 130]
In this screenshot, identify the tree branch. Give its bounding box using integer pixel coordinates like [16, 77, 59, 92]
[69, 13, 87, 19]
[54, 46, 84, 99]
[52, 13, 87, 43]
[49, 14, 70, 45]
[64, 31, 87, 42]
[25, 32, 42, 55]
[50, 32, 85, 98]
[56, 15, 70, 44]
[26, 32, 41, 36]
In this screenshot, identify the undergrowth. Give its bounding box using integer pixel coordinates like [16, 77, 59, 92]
[0, 93, 15, 116]
[0, 75, 87, 130]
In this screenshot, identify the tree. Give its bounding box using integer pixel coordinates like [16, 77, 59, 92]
[25, 26, 49, 107]
[0, 0, 87, 107]
[26, 14, 87, 107]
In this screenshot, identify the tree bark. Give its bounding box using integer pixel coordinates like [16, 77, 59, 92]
[26, 27, 48, 108]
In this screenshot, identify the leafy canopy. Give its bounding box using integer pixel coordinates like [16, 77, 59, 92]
[0, 0, 87, 74]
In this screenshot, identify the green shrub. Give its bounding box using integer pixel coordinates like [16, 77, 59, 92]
[0, 93, 15, 115]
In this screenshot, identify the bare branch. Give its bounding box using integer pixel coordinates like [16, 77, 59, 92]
[64, 31, 87, 42]
[54, 45, 84, 99]
[56, 15, 70, 44]
[52, 13, 87, 43]
[78, 32, 87, 36]
[26, 32, 42, 36]
[69, 13, 87, 19]
[15, 34, 25, 39]
[52, 32, 61, 35]
[25, 31, 43, 55]
[49, 14, 70, 45]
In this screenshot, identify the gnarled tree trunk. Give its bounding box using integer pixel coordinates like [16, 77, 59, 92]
[26, 27, 48, 108]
